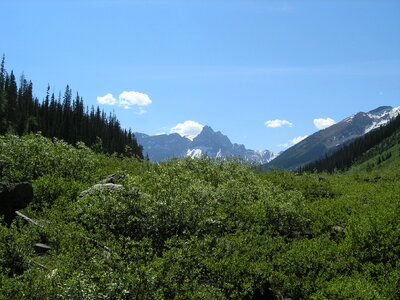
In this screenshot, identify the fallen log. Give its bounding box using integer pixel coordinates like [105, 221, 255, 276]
[28, 259, 48, 270]
[15, 211, 42, 227]
[33, 243, 51, 254]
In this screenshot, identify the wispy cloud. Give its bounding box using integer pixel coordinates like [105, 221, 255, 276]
[313, 117, 335, 130]
[290, 135, 308, 145]
[97, 91, 152, 112]
[170, 120, 204, 140]
[135, 107, 148, 115]
[265, 119, 293, 128]
[279, 135, 308, 148]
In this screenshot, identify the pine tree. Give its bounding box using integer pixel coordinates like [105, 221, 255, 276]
[5, 71, 18, 132]
[0, 55, 6, 133]
[0, 60, 143, 158]
[0, 55, 5, 92]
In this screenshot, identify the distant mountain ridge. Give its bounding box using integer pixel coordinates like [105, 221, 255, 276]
[136, 125, 277, 163]
[267, 106, 400, 170]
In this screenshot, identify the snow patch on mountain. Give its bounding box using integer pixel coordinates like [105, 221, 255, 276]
[364, 106, 400, 134]
[390, 106, 400, 118]
[186, 149, 203, 158]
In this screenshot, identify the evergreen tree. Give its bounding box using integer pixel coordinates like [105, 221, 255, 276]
[0, 54, 5, 91]
[0, 58, 143, 158]
[5, 71, 18, 132]
[0, 56, 6, 132]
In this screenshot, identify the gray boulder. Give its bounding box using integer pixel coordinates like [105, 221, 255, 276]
[79, 183, 127, 197]
[99, 173, 126, 184]
[79, 183, 150, 199]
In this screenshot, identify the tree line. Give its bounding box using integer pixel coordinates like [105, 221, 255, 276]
[300, 112, 400, 173]
[0, 56, 143, 158]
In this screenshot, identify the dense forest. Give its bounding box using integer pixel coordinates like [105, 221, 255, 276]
[300, 113, 400, 173]
[0, 56, 143, 158]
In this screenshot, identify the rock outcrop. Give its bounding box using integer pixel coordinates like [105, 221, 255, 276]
[0, 182, 33, 224]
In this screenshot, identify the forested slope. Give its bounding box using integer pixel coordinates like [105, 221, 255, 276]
[350, 129, 400, 175]
[0, 57, 142, 158]
[300, 113, 400, 173]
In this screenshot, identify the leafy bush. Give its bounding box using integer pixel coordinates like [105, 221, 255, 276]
[0, 133, 98, 182]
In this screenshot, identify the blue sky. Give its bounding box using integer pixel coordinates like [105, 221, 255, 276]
[1, 0, 400, 152]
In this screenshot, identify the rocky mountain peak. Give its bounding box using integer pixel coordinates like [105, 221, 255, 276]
[367, 106, 392, 115]
[192, 126, 232, 150]
[135, 125, 276, 164]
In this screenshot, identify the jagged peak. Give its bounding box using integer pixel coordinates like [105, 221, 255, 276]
[136, 125, 275, 163]
[367, 106, 392, 115]
[197, 125, 218, 136]
[201, 125, 214, 132]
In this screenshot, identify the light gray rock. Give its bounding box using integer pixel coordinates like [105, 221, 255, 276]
[79, 183, 127, 197]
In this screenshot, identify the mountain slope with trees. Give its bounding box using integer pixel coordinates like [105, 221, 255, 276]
[0, 56, 142, 158]
[266, 106, 399, 170]
[300, 112, 400, 173]
[350, 130, 400, 176]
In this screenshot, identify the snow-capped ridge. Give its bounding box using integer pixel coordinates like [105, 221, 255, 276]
[364, 106, 400, 134]
[268, 105, 400, 170]
[136, 125, 276, 163]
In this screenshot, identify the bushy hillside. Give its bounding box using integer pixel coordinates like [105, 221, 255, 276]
[1, 134, 399, 299]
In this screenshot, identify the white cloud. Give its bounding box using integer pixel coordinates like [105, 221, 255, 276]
[290, 135, 308, 145]
[313, 117, 336, 130]
[170, 120, 204, 140]
[97, 91, 152, 111]
[279, 135, 309, 148]
[97, 93, 117, 105]
[265, 119, 293, 128]
[119, 91, 152, 107]
[278, 143, 289, 148]
[135, 107, 147, 114]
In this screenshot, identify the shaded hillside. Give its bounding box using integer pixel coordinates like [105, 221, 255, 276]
[301, 113, 400, 173]
[266, 106, 400, 170]
[0, 57, 142, 158]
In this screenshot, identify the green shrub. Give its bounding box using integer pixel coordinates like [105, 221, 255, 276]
[1, 135, 399, 299]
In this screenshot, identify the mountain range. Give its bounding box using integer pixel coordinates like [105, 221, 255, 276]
[136, 105, 399, 169]
[135, 126, 277, 164]
[266, 106, 400, 170]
